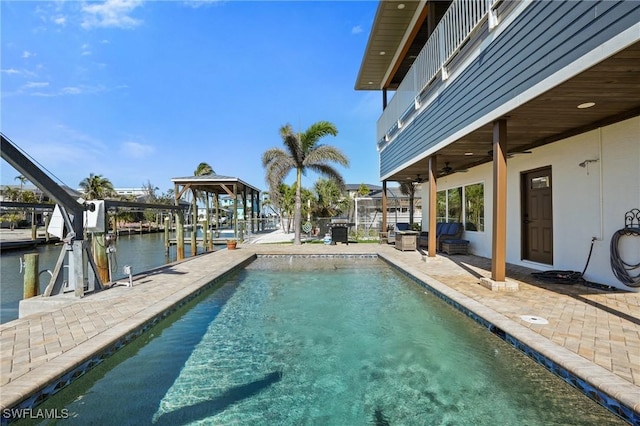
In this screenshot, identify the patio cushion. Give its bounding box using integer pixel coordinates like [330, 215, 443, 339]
[442, 239, 469, 244]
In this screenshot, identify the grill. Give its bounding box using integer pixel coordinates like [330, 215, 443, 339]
[329, 219, 354, 245]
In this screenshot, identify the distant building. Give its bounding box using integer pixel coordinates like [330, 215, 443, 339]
[346, 183, 422, 233]
[113, 188, 147, 198]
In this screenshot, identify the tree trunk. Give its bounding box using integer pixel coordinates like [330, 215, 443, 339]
[294, 168, 302, 245]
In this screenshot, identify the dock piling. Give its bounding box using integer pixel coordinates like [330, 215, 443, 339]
[23, 253, 39, 299]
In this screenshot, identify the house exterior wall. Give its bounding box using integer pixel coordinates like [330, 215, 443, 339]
[381, 0, 640, 178]
[421, 116, 640, 290]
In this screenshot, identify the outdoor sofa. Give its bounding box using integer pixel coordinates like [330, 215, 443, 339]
[418, 222, 468, 253]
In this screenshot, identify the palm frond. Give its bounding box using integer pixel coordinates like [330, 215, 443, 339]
[304, 145, 349, 168]
[300, 121, 338, 152]
[194, 162, 215, 176]
[262, 147, 289, 167]
[307, 164, 346, 189]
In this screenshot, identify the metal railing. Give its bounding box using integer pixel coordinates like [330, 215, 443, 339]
[377, 0, 499, 147]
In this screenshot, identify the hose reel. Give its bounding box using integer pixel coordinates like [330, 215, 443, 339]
[610, 208, 640, 287]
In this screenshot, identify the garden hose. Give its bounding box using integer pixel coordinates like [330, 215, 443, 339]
[610, 227, 640, 287]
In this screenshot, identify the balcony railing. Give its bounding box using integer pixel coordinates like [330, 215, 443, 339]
[377, 0, 500, 150]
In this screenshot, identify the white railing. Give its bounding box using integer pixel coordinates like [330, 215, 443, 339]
[377, 0, 498, 148]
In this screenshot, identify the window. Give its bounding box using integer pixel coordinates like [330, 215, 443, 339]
[436, 190, 447, 222]
[464, 183, 484, 231]
[436, 182, 484, 232]
[447, 187, 462, 223]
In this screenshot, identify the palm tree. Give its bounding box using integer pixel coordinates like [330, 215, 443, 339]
[14, 175, 28, 193]
[262, 121, 349, 245]
[3, 186, 20, 201]
[399, 181, 417, 226]
[79, 173, 115, 200]
[194, 162, 215, 241]
[313, 178, 347, 218]
[276, 183, 297, 232]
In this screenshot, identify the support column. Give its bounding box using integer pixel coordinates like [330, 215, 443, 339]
[164, 217, 170, 254]
[428, 156, 438, 257]
[44, 212, 51, 243]
[71, 240, 88, 298]
[191, 190, 197, 257]
[93, 233, 109, 284]
[23, 253, 39, 299]
[31, 209, 37, 240]
[251, 190, 256, 234]
[479, 119, 518, 291]
[381, 180, 388, 243]
[176, 210, 185, 261]
[491, 119, 507, 281]
[233, 184, 239, 240]
[242, 186, 248, 237]
[203, 192, 209, 252]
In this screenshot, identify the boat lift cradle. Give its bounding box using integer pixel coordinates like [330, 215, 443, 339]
[1, 133, 103, 297]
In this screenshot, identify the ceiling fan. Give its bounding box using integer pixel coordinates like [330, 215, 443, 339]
[439, 162, 467, 176]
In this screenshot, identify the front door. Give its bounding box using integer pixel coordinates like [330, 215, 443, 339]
[521, 167, 553, 264]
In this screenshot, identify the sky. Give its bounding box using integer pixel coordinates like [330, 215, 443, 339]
[1, 0, 383, 195]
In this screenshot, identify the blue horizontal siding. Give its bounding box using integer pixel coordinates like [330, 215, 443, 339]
[380, 0, 640, 178]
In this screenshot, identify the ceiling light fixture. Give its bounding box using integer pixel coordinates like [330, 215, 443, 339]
[379, 51, 386, 55]
[577, 102, 595, 109]
[397, 3, 405, 9]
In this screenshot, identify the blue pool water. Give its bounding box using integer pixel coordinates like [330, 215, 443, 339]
[31, 257, 624, 425]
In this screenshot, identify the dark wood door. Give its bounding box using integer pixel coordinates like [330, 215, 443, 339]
[521, 167, 553, 264]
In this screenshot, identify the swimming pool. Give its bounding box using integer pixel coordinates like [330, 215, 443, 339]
[30, 257, 624, 425]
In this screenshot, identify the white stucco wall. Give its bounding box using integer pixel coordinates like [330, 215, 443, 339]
[421, 116, 640, 290]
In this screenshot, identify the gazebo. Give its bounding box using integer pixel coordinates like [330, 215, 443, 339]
[171, 174, 261, 258]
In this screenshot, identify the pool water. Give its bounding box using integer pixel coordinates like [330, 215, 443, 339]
[31, 257, 624, 425]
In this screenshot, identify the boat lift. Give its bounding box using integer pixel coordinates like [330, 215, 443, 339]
[1, 133, 103, 297]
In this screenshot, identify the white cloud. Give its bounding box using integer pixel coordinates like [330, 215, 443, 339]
[1, 69, 21, 75]
[120, 141, 155, 158]
[25, 84, 109, 97]
[60, 87, 83, 95]
[81, 0, 144, 29]
[53, 15, 67, 26]
[182, 0, 224, 9]
[24, 81, 50, 89]
[22, 51, 35, 59]
[81, 43, 92, 55]
[352, 25, 363, 35]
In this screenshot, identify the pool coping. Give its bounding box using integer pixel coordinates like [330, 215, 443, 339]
[1, 247, 638, 425]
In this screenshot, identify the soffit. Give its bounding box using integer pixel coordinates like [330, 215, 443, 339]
[355, 0, 425, 91]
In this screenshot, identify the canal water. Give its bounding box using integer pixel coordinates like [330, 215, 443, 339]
[0, 232, 216, 324]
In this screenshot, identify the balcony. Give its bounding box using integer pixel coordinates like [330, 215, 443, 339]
[377, 0, 511, 150]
